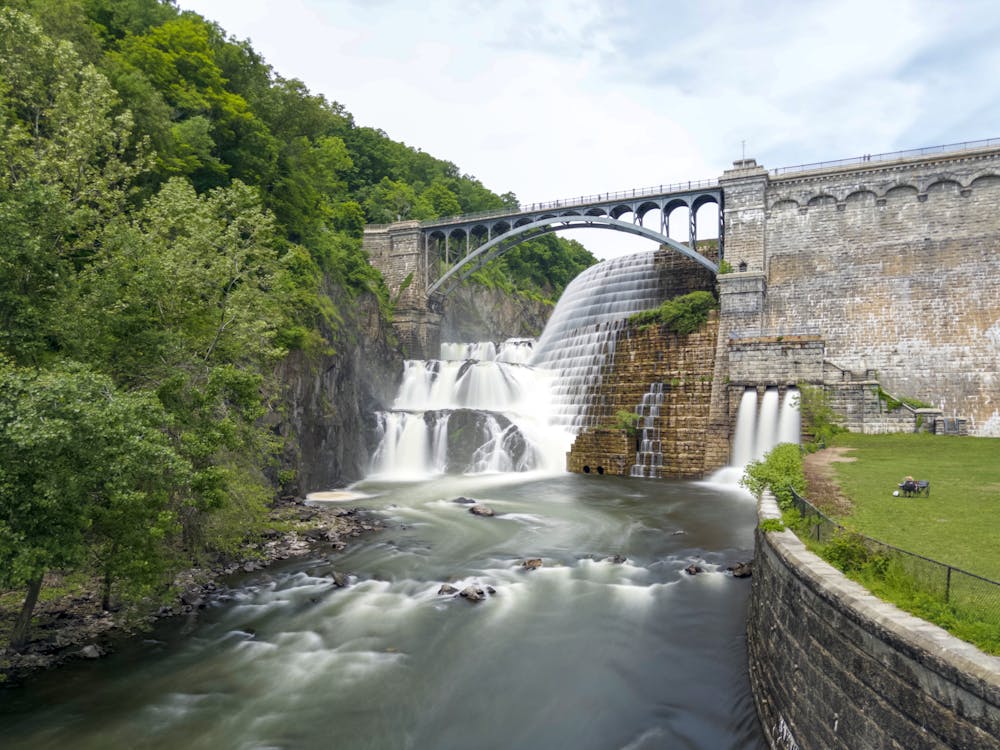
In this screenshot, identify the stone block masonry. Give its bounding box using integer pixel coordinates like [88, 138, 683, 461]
[723, 145, 1000, 435]
[567, 312, 719, 479]
[749, 494, 1000, 750]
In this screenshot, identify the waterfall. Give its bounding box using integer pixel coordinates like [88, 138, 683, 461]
[371, 251, 676, 478]
[631, 382, 665, 478]
[729, 386, 801, 468]
[370, 341, 570, 478]
[531, 252, 670, 432]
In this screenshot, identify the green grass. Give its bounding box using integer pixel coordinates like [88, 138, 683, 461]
[826, 432, 1000, 581]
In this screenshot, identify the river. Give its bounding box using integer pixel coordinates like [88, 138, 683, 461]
[1, 472, 765, 749]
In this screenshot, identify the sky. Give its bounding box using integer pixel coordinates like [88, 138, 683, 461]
[177, 0, 1000, 258]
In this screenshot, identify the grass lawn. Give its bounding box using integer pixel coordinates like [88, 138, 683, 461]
[827, 432, 1000, 582]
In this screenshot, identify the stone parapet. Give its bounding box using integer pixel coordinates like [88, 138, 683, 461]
[749, 493, 1000, 749]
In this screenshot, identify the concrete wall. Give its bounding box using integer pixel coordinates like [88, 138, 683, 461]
[750, 494, 1000, 750]
[722, 146, 1000, 436]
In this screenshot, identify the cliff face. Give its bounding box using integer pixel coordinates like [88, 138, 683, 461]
[275, 286, 401, 495]
[441, 284, 552, 343]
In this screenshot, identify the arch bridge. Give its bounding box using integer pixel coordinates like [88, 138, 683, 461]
[413, 181, 724, 296]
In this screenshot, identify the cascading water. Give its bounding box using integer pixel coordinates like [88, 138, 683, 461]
[729, 386, 801, 468]
[370, 339, 571, 477]
[530, 251, 672, 431]
[631, 382, 665, 478]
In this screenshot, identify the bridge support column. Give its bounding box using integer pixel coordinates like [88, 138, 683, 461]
[363, 221, 442, 359]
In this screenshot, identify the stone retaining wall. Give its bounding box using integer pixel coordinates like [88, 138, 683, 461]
[566, 313, 718, 478]
[749, 494, 1000, 749]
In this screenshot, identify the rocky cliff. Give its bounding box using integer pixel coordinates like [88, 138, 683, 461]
[274, 285, 401, 495]
[441, 283, 552, 342]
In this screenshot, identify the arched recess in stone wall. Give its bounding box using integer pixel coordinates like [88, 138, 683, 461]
[806, 194, 837, 208]
[971, 173, 1000, 189]
[883, 184, 919, 201]
[769, 198, 799, 212]
[844, 189, 878, 206]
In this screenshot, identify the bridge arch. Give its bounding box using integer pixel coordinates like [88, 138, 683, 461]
[426, 215, 719, 295]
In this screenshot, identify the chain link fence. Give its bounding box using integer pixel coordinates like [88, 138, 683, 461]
[789, 488, 1000, 630]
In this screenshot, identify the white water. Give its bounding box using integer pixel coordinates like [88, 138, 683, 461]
[729, 387, 801, 468]
[530, 252, 670, 431]
[373, 251, 677, 478]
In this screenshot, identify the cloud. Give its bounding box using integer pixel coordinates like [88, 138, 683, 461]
[179, 0, 998, 257]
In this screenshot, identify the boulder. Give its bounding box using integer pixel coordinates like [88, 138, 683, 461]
[469, 504, 495, 517]
[330, 571, 350, 588]
[684, 564, 704, 575]
[79, 644, 104, 659]
[459, 585, 487, 602]
[438, 584, 459, 596]
[521, 558, 543, 570]
[605, 554, 627, 564]
[452, 496, 476, 505]
[726, 561, 753, 578]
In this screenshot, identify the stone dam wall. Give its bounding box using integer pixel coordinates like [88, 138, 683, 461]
[750, 495, 1000, 750]
[722, 144, 1000, 436]
[566, 312, 718, 479]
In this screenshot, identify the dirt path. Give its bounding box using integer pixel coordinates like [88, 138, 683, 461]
[802, 446, 856, 515]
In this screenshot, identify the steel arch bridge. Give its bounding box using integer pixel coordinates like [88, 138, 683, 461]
[419, 183, 723, 295]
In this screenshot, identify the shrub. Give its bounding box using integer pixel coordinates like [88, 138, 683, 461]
[795, 383, 844, 450]
[628, 291, 718, 335]
[759, 518, 785, 532]
[741, 443, 806, 510]
[611, 410, 641, 436]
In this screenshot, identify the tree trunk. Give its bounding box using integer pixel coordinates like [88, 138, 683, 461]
[11, 575, 43, 650]
[101, 569, 113, 612]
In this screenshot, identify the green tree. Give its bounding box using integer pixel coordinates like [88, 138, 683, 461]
[0, 8, 144, 363]
[0, 361, 187, 648]
[110, 15, 277, 190]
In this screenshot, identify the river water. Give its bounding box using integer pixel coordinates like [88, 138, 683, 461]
[1, 472, 765, 749]
[2, 250, 772, 747]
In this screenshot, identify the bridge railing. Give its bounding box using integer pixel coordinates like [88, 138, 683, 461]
[420, 177, 719, 228]
[771, 137, 1000, 176]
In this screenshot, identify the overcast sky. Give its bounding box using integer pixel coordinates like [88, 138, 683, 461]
[177, 0, 1000, 258]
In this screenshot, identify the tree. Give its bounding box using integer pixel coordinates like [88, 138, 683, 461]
[58, 178, 287, 554]
[0, 361, 187, 648]
[110, 15, 277, 190]
[0, 8, 144, 363]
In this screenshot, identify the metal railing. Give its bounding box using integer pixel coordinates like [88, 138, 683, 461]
[421, 178, 719, 228]
[788, 488, 1000, 627]
[770, 137, 1000, 177]
[369, 136, 1000, 231]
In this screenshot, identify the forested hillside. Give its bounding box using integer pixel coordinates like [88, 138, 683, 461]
[0, 0, 595, 649]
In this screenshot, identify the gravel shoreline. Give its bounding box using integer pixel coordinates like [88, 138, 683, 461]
[0, 496, 383, 685]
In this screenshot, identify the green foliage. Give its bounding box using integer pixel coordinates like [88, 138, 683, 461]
[612, 410, 641, 436]
[628, 291, 718, 335]
[0, 360, 188, 643]
[500, 235, 597, 301]
[877, 386, 933, 412]
[794, 383, 845, 449]
[758, 518, 786, 533]
[741, 443, 806, 510]
[717, 259, 734, 274]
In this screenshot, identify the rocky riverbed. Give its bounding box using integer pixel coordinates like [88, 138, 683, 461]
[0, 496, 382, 685]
